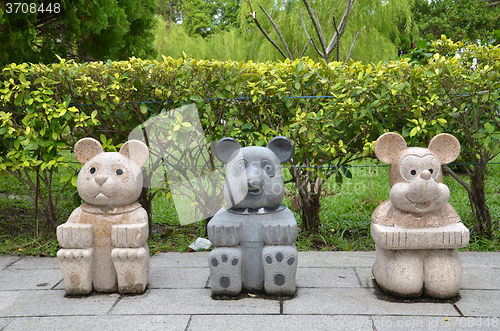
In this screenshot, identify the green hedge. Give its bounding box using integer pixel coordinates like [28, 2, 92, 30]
[1, 37, 499, 233]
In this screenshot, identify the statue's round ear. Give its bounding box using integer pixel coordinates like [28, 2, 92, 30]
[120, 140, 149, 167]
[215, 137, 241, 164]
[267, 136, 294, 164]
[74, 138, 104, 165]
[428, 133, 460, 165]
[374, 132, 407, 164]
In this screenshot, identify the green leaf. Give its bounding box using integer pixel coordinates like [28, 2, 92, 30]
[484, 122, 495, 134]
[241, 123, 253, 131]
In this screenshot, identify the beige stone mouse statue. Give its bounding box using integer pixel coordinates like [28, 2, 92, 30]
[370, 132, 469, 299]
[57, 138, 150, 295]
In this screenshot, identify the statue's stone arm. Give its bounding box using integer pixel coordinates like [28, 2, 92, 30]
[207, 214, 243, 247]
[261, 209, 298, 245]
[57, 208, 93, 249]
[111, 208, 149, 248]
[371, 222, 470, 250]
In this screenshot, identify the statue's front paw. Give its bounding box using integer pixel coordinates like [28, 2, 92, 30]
[57, 223, 93, 249]
[208, 222, 243, 246]
[261, 222, 298, 245]
[112, 223, 148, 248]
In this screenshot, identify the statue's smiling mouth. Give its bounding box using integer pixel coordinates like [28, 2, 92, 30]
[245, 187, 262, 200]
[407, 198, 432, 210]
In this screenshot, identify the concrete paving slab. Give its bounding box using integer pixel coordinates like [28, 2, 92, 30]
[283, 288, 460, 316]
[7, 256, 60, 269]
[0, 318, 13, 329]
[372, 315, 500, 330]
[188, 314, 374, 331]
[0, 256, 21, 270]
[455, 290, 500, 317]
[150, 252, 209, 268]
[462, 268, 500, 290]
[111, 288, 279, 315]
[0, 290, 119, 317]
[355, 267, 375, 288]
[297, 251, 375, 268]
[0, 269, 62, 291]
[296, 268, 361, 288]
[461, 252, 500, 269]
[149, 267, 210, 289]
[2, 315, 190, 331]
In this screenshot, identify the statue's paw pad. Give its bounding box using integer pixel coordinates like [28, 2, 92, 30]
[209, 251, 242, 293]
[263, 251, 297, 293]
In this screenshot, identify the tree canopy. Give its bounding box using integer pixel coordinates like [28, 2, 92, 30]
[154, 0, 417, 63]
[412, 0, 500, 44]
[0, 0, 157, 66]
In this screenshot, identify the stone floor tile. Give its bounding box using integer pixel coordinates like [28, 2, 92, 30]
[111, 288, 279, 315]
[0, 256, 21, 270]
[2, 315, 190, 331]
[0, 269, 62, 290]
[149, 267, 210, 289]
[298, 251, 376, 268]
[296, 268, 361, 288]
[188, 315, 374, 331]
[372, 315, 500, 330]
[455, 290, 500, 317]
[284, 288, 459, 316]
[150, 252, 209, 268]
[0, 290, 119, 317]
[462, 268, 500, 290]
[7, 256, 60, 270]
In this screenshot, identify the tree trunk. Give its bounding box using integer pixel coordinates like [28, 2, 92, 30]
[443, 164, 491, 235]
[139, 187, 153, 238]
[300, 193, 321, 233]
[470, 164, 491, 234]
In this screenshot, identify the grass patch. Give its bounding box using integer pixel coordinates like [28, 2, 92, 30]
[1, 157, 499, 256]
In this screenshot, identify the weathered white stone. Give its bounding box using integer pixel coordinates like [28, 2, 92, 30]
[57, 138, 150, 295]
[207, 137, 298, 296]
[370, 132, 470, 299]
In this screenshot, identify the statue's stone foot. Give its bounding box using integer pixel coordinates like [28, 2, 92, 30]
[57, 248, 93, 295]
[373, 248, 424, 298]
[262, 245, 297, 295]
[423, 249, 462, 299]
[209, 247, 242, 295]
[111, 246, 149, 294]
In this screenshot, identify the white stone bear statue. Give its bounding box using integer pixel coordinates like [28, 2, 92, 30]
[57, 138, 150, 295]
[371, 132, 470, 299]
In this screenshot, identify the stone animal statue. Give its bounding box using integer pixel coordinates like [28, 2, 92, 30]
[57, 138, 150, 295]
[371, 132, 469, 299]
[208, 136, 297, 296]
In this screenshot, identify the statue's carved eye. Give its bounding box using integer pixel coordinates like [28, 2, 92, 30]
[232, 160, 247, 177]
[429, 168, 433, 174]
[90, 167, 96, 174]
[410, 170, 416, 176]
[261, 160, 276, 177]
[116, 169, 123, 175]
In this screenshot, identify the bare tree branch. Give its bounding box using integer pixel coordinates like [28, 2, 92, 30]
[332, 16, 341, 61]
[259, 4, 294, 60]
[300, 39, 311, 58]
[344, 31, 360, 64]
[248, 9, 289, 60]
[302, 0, 327, 55]
[299, 11, 324, 58]
[326, 0, 355, 55]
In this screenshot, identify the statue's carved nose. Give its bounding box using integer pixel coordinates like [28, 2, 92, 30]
[420, 170, 432, 180]
[95, 175, 108, 186]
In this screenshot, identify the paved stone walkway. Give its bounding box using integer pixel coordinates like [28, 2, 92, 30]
[0, 251, 499, 330]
